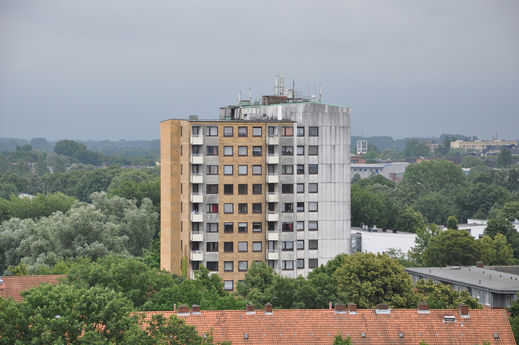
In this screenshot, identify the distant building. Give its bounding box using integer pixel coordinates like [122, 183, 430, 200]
[450, 139, 518, 153]
[351, 162, 409, 183]
[449, 219, 519, 239]
[406, 265, 519, 308]
[351, 227, 416, 254]
[356, 140, 368, 155]
[142, 304, 515, 344]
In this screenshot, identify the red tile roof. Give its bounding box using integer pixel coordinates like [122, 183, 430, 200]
[0, 275, 65, 302]
[141, 307, 516, 345]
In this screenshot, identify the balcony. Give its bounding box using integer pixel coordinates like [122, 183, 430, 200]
[190, 212, 204, 222]
[266, 212, 279, 222]
[266, 174, 279, 184]
[190, 136, 204, 145]
[266, 193, 279, 202]
[190, 251, 203, 261]
[266, 155, 279, 164]
[191, 193, 204, 203]
[190, 173, 203, 184]
[190, 154, 204, 164]
[267, 136, 279, 145]
[190, 231, 204, 242]
[267, 232, 279, 241]
[267, 252, 279, 260]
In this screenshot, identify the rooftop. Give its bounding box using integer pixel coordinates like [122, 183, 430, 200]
[141, 307, 515, 345]
[0, 275, 65, 302]
[406, 266, 519, 293]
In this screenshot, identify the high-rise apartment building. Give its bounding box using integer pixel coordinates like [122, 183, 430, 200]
[161, 81, 350, 290]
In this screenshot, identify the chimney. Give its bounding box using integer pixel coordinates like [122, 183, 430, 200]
[335, 302, 346, 314]
[418, 303, 430, 314]
[476, 261, 484, 268]
[459, 304, 470, 318]
[329, 301, 333, 310]
[348, 302, 357, 315]
[376, 303, 390, 315]
[177, 305, 190, 316]
[265, 303, 273, 315]
[246, 304, 256, 315]
[191, 304, 201, 315]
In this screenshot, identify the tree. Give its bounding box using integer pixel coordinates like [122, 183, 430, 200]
[422, 230, 480, 266]
[333, 252, 417, 308]
[393, 206, 426, 233]
[404, 139, 430, 157]
[54, 139, 88, 157]
[334, 334, 353, 345]
[478, 234, 516, 265]
[497, 148, 513, 168]
[401, 160, 465, 193]
[484, 217, 519, 257]
[461, 155, 484, 168]
[237, 262, 277, 307]
[414, 279, 480, 309]
[446, 216, 458, 230]
[409, 224, 442, 264]
[501, 201, 519, 221]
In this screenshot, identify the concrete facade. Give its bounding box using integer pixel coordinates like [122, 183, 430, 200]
[350, 227, 416, 255]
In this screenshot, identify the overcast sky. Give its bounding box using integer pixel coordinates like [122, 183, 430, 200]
[1, 0, 518, 141]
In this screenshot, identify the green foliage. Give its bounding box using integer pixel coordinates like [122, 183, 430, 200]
[501, 201, 519, 221]
[414, 280, 481, 309]
[404, 138, 430, 157]
[5, 261, 29, 276]
[333, 334, 353, 345]
[422, 230, 480, 266]
[413, 191, 456, 225]
[333, 252, 417, 308]
[447, 216, 459, 230]
[478, 234, 517, 265]
[401, 159, 465, 194]
[497, 148, 513, 168]
[461, 155, 485, 168]
[0, 193, 76, 223]
[409, 224, 442, 264]
[484, 217, 519, 257]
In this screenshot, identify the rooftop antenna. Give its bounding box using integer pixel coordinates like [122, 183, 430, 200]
[249, 88, 252, 101]
[275, 75, 279, 95]
[238, 90, 242, 104]
[280, 75, 285, 96]
[319, 83, 323, 102]
[292, 79, 295, 99]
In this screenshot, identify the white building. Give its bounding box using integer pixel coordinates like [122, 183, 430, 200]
[351, 227, 416, 255]
[351, 162, 409, 183]
[356, 140, 368, 155]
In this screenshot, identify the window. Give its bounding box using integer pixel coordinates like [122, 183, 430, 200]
[252, 127, 262, 136]
[308, 221, 318, 230]
[297, 259, 305, 269]
[308, 145, 318, 155]
[238, 184, 247, 194]
[224, 126, 233, 137]
[224, 165, 233, 175]
[252, 184, 262, 194]
[238, 165, 248, 175]
[205, 126, 218, 136]
[224, 261, 234, 272]
[282, 165, 293, 175]
[282, 146, 293, 156]
[282, 222, 293, 232]
[238, 146, 248, 156]
[252, 203, 262, 213]
[224, 184, 233, 194]
[283, 203, 293, 213]
[238, 127, 248, 137]
[252, 146, 262, 156]
[238, 242, 248, 252]
[192, 145, 201, 155]
[309, 258, 318, 268]
[206, 146, 218, 155]
[309, 240, 318, 250]
[268, 222, 276, 231]
[252, 165, 262, 175]
[206, 261, 218, 271]
[224, 279, 233, 290]
[224, 223, 233, 233]
[282, 241, 294, 251]
[308, 164, 318, 174]
[267, 183, 275, 193]
[206, 242, 218, 252]
[281, 126, 293, 136]
[297, 146, 304, 155]
[282, 260, 294, 270]
[297, 221, 304, 231]
[206, 184, 218, 194]
[308, 183, 318, 193]
[191, 242, 200, 251]
[192, 223, 200, 232]
[206, 165, 218, 175]
[297, 240, 304, 250]
[296, 183, 304, 193]
[192, 164, 201, 174]
[252, 242, 262, 252]
[268, 241, 276, 251]
[238, 222, 248, 233]
[281, 184, 293, 194]
[206, 223, 218, 233]
[192, 261, 200, 270]
[297, 126, 305, 137]
[309, 126, 318, 136]
[192, 126, 200, 136]
[206, 204, 218, 213]
[224, 242, 233, 252]
[224, 203, 234, 214]
[252, 222, 262, 232]
[268, 126, 276, 136]
[224, 146, 233, 156]
[267, 164, 276, 174]
[297, 202, 304, 212]
[297, 164, 304, 174]
[238, 203, 248, 214]
[238, 261, 248, 271]
[267, 145, 275, 155]
[309, 202, 318, 212]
